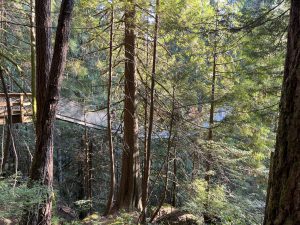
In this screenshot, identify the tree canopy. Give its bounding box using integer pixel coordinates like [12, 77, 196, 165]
[0, 0, 298, 224]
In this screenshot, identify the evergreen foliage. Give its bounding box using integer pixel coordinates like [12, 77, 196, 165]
[0, 0, 293, 224]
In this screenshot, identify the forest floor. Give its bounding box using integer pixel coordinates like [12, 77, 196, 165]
[79, 211, 140, 224]
[79, 206, 198, 225]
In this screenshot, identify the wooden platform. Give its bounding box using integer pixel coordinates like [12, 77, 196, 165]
[0, 93, 33, 125]
[0, 94, 116, 131]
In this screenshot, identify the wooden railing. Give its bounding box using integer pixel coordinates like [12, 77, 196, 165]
[0, 93, 32, 125]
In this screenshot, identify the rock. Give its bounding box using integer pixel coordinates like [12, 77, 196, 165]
[0, 218, 16, 225]
[57, 205, 77, 221]
[155, 208, 199, 225]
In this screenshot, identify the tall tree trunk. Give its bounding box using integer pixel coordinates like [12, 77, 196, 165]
[264, 1, 300, 224]
[21, 0, 74, 224]
[0, 0, 11, 176]
[35, 0, 51, 125]
[30, 0, 37, 125]
[105, 2, 116, 215]
[171, 145, 177, 207]
[0, 70, 12, 175]
[77, 160, 86, 220]
[150, 87, 176, 223]
[87, 141, 93, 214]
[205, 49, 216, 194]
[142, 24, 149, 218]
[141, 13, 150, 220]
[204, 14, 218, 221]
[79, 134, 89, 219]
[141, 0, 159, 217]
[117, 0, 141, 211]
[0, 0, 7, 49]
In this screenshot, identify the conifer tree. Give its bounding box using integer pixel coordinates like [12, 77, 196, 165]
[264, 1, 300, 224]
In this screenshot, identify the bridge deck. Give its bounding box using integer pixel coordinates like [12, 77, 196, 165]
[0, 93, 108, 130]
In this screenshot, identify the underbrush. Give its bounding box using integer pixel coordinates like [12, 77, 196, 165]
[0, 175, 49, 222]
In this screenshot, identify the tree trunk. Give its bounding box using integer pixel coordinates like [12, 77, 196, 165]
[150, 87, 176, 223]
[87, 141, 93, 214]
[77, 160, 86, 220]
[171, 145, 177, 207]
[205, 48, 216, 194]
[117, 0, 141, 211]
[0, 0, 10, 176]
[264, 1, 300, 224]
[105, 2, 116, 215]
[204, 14, 218, 220]
[35, 0, 51, 125]
[0, 70, 12, 175]
[142, 0, 159, 217]
[30, 0, 37, 125]
[21, 0, 74, 224]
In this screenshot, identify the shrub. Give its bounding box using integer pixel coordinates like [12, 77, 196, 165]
[0, 176, 49, 221]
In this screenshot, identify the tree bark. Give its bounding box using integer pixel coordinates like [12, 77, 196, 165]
[204, 14, 218, 220]
[21, 0, 74, 224]
[87, 141, 93, 214]
[105, 2, 116, 215]
[0, 69, 12, 175]
[171, 145, 177, 207]
[150, 87, 176, 223]
[116, 0, 141, 211]
[35, 0, 51, 125]
[205, 48, 216, 194]
[30, 0, 37, 125]
[77, 159, 86, 220]
[142, 0, 159, 217]
[264, 1, 300, 224]
[0, 0, 11, 176]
